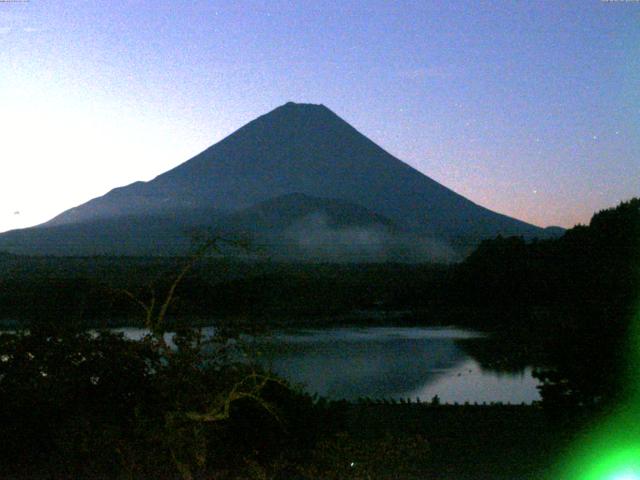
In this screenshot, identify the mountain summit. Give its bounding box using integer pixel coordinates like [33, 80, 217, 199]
[1, 102, 553, 259]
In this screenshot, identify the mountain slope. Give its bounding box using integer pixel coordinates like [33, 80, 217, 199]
[44, 102, 542, 237]
[1, 102, 555, 258]
[0, 194, 451, 261]
[216, 193, 399, 233]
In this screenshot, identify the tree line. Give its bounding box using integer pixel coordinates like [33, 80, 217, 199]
[450, 198, 640, 408]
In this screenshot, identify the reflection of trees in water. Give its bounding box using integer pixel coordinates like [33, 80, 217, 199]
[455, 337, 547, 375]
[256, 337, 468, 400]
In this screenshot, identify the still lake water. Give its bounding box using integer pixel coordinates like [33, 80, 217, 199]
[116, 326, 541, 404]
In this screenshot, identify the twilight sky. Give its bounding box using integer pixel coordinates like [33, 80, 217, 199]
[1, 0, 638, 233]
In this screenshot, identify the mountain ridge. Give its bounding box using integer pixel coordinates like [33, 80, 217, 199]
[1, 102, 559, 259]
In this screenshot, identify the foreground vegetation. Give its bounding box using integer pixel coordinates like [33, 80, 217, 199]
[0, 320, 345, 479]
[0, 318, 582, 479]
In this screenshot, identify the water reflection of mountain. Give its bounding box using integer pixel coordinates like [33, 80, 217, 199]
[257, 335, 468, 400]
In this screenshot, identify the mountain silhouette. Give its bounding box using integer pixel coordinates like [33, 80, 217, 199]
[0, 102, 558, 259]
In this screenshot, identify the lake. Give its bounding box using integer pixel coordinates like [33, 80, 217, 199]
[116, 325, 541, 404]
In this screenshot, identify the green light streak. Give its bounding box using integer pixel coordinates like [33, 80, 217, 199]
[554, 310, 640, 479]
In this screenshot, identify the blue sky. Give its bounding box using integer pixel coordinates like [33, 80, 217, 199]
[1, 0, 638, 232]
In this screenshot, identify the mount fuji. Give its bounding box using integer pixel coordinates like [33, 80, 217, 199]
[0, 102, 559, 260]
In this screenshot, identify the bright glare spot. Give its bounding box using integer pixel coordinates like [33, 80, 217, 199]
[610, 471, 639, 480]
